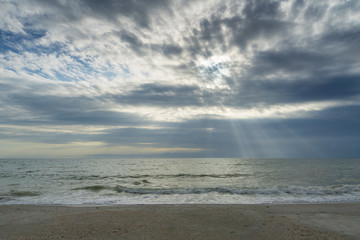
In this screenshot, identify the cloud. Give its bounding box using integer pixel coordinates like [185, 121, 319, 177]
[118, 30, 144, 55]
[111, 83, 203, 106]
[80, 0, 171, 28]
[3, 91, 147, 126]
[0, 0, 360, 157]
[226, 75, 360, 108]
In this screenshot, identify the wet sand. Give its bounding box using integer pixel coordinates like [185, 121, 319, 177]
[1, 203, 359, 239]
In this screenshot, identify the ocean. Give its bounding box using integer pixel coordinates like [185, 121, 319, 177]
[0, 158, 359, 205]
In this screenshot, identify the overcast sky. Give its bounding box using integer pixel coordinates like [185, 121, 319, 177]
[0, 0, 360, 158]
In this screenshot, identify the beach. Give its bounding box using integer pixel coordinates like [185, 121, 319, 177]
[1, 159, 360, 239]
[1, 203, 359, 240]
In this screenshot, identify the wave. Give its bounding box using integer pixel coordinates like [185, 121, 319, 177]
[72, 185, 110, 192]
[115, 184, 360, 196]
[64, 175, 109, 180]
[63, 173, 251, 181]
[8, 190, 41, 197]
[160, 173, 251, 178]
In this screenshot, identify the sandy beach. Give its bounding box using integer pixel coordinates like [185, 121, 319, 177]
[0, 203, 359, 240]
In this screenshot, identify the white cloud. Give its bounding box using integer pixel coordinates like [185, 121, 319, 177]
[1, 0, 360, 157]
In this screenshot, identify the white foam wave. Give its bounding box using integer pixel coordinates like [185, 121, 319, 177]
[115, 184, 360, 196]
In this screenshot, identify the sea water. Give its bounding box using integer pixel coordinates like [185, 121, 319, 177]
[0, 158, 359, 205]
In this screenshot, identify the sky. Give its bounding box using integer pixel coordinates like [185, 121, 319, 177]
[0, 0, 360, 158]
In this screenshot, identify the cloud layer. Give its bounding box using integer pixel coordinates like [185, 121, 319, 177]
[1, 0, 360, 157]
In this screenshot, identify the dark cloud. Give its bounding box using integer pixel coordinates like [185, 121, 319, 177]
[199, 18, 223, 42]
[111, 83, 205, 106]
[32, 0, 84, 22]
[251, 50, 331, 74]
[320, 27, 360, 56]
[185, 9, 290, 56]
[92, 109, 360, 158]
[304, 4, 328, 21]
[117, 30, 183, 57]
[291, 0, 305, 17]
[223, 17, 290, 50]
[151, 44, 183, 57]
[118, 30, 144, 55]
[35, 0, 171, 29]
[5, 94, 146, 126]
[323, 28, 360, 43]
[218, 0, 288, 50]
[82, 0, 170, 28]
[242, 0, 281, 19]
[1, 103, 359, 158]
[227, 75, 360, 107]
[52, 110, 144, 126]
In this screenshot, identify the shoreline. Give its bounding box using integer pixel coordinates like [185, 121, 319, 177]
[3, 200, 360, 207]
[2, 199, 360, 207]
[1, 203, 359, 239]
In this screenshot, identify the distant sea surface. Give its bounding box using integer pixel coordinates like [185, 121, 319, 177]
[1, 158, 359, 205]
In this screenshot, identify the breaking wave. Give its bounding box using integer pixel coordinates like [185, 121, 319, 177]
[115, 184, 360, 196]
[7, 190, 42, 197]
[72, 185, 110, 192]
[64, 173, 251, 181]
